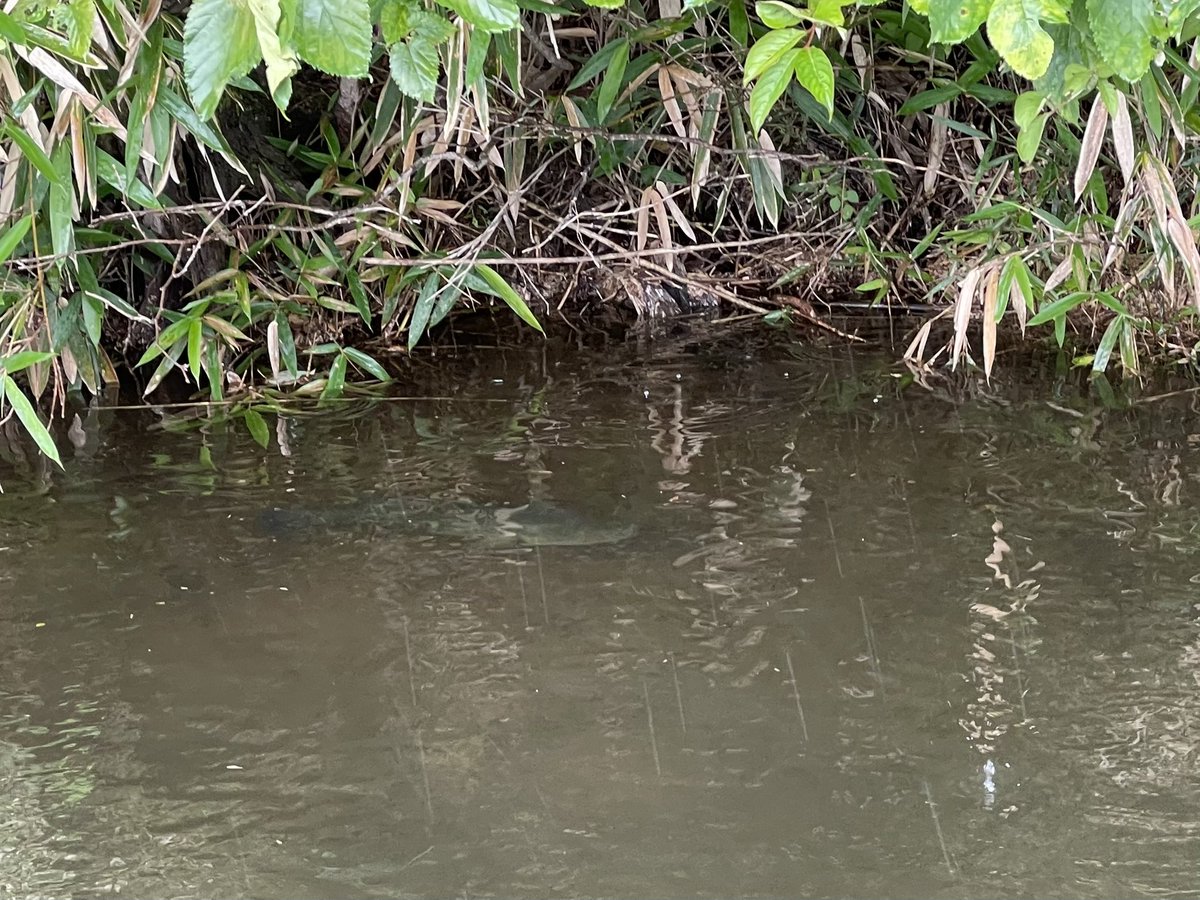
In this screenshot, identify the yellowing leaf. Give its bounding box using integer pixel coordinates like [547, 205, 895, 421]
[987, 0, 1055, 81]
[182, 0, 262, 118]
[929, 0, 989, 44]
[793, 46, 834, 119]
[744, 27, 802, 83]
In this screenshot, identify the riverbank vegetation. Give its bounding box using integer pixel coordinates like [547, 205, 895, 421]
[2, 0, 1200, 461]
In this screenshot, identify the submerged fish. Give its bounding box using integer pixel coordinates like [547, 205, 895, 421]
[258, 497, 637, 548]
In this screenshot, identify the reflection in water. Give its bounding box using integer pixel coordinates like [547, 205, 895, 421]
[1, 334, 1199, 897]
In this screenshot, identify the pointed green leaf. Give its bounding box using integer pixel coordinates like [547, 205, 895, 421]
[408, 272, 440, 349]
[0, 352, 53, 374]
[319, 352, 348, 402]
[0, 10, 25, 44]
[2, 375, 61, 467]
[744, 28, 802, 83]
[594, 38, 629, 124]
[749, 49, 799, 133]
[342, 347, 392, 381]
[474, 264, 543, 333]
[1027, 290, 1088, 326]
[187, 318, 203, 382]
[1092, 314, 1122, 372]
[48, 142, 74, 265]
[2, 119, 62, 186]
[793, 46, 835, 119]
[0, 213, 33, 264]
[244, 408, 270, 447]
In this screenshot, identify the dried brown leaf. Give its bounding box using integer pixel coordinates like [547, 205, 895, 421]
[951, 266, 982, 371]
[923, 103, 948, 196]
[636, 187, 652, 252]
[981, 264, 999, 381]
[1074, 92, 1108, 202]
[1044, 255, 1073, 293]
[657, 180, 696, 242]
[904, 318, 934, 365]
[560, 95, 585, 165]
[1111, 91, 1135, 186]
[658, 66, 687, 139]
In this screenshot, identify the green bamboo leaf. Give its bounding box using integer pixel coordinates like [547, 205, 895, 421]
[0, 213, 33, 264]
[187, 318, 203, 382]
[474, 264, 544, 333]
[729, 0, 749, 45]
[48, 142, 74, 264]
[136, 316, 192, 367]
[94, 150, 162, 209]
[319, 352, 348, 402]
[65, 0, 95, 55]
[292, 0, 371, 76]
[793, 46, 835, 119]
[2, 120, 62, 186]
[744, 28, 802, 83]
[594, 38, 629, 124]
[749, 49, 800, 133]
[124, 88, 148, 193]
[1086, 0, 1155, 82]
[1027, 290, 1088, 327]
[430, 280, 460, 327]
[408, 272, 440, 349]
[1092, 314, 1122, 373]
[2, 375, 61, 467]
[243, 408, 270, 447]
[466, 29, 491, 84]
[986, 0, 1055, 80]
[273, 310, 298, 375]
[0, 351, 53, 374]
[567, 38, 627, 91]
[347, 270, 372, 324]
[342, 347, 392, 381]
[183, 0, 263, 119]
[158, 88, 230, 151]
[88, 289, 149, 322]
[82, 294, 103, 346]
[1094, 291, 1130, 316]
[0, 10, 25, 44]
[1118, 316, 1138, 373]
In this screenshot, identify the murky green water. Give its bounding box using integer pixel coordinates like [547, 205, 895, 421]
[2, 329, 1199, 898]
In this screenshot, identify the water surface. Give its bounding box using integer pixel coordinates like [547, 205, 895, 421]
[1, 331, 1198, 898]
